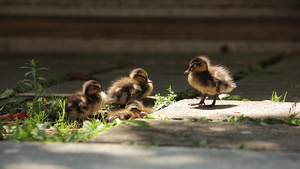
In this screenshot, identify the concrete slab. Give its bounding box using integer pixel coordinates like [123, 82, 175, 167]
[154, 99, 299, 120]
[88, 119, 300, 152]
[1, 142, 300, 169]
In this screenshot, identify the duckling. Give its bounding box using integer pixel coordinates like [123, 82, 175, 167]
[184, 56, 236, 106]
[106, 68, 153, 105]
[105, 100, 147, 123]
[65, 80, 106, 122]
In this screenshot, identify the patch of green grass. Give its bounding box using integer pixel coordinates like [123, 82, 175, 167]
[1, 59, 140, 142]
[198, 140, 207, 147]
[233, 64, 263, 81]
[236, 143, 245, 150]
[223, 113, 300, 126]
[232, 53, 284, 81]
[271, 91, 287, 102]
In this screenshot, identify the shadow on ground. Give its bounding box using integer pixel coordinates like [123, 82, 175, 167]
[88, 119, 300, 152]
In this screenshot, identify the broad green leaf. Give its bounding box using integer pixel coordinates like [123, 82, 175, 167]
[20, 66, 30, 69]
[38, 77, 48, 81]
[0, 89, 15, 99]
[198, 116, 209, 122]
[24, 71, 33, 76]
[37, 67, 49, 71]
[19, 79, 32, 83]
[123, 120, 150, 126]
[7, 96, 29, 104]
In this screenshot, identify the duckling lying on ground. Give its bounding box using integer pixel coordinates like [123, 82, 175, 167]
[105, 100, 149, 123]
[65, 80, 106, 122]
[106, 68, 153, 105]
[184, 56, 236, 106]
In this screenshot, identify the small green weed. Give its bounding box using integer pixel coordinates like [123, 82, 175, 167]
[284, 102, 300, 125]
[271, 91, 287, 102]
[154, 85, 177, 110]
[1, 59, 135, 142]
[18, 59, 49, 97]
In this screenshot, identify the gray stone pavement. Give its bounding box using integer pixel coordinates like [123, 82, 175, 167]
[89, 119, 300, 152]
[1, 142, 300, 169]
[1, 53, 300, 168]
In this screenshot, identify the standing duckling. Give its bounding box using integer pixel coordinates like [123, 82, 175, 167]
[65, 80, 106, 122]
[184, 56, 236, 106]
[105, 100, 147, 123]
[106, 68, 153, 105]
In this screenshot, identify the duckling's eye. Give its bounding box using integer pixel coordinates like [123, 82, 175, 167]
[131, 108, 141, 112]
[137, 75, 147, 80]
[93, 85, 101, 90]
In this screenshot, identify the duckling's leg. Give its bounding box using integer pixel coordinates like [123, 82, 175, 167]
[189, 94, 207, 106]
[204, 94, 218, 107]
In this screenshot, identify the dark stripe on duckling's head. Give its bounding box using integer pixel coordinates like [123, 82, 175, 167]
[184, 56, 210, 74]
[130, 68, 153, 84]
[83, 80, 101, 95]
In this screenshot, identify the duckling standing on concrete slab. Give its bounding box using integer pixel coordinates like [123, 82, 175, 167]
[105, 100, 148, 123]
[106, 68, 153, 105]
[65, 80, 106, 122]
[184, 56, 236, 106]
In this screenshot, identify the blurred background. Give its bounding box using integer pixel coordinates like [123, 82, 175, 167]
[0, 0, 299, 54]
[0, 0, 299, 99]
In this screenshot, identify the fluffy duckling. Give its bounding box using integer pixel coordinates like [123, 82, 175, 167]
[106, 68, 153, 105]
[65, 80, 106, 122]
[184, 56, 236, 106]
[105, 100, 147, 123]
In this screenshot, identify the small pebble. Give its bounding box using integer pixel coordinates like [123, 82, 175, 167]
[209, 127, 226, 132]
[241, 131, 252, 135]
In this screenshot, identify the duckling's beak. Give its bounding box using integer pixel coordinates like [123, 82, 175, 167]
[140, 111, 148, 117]
[184, 67, 192, 74]
[147, 78, 153, 83]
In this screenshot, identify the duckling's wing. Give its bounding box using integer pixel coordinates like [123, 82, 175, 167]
[210, 66, 236, 92]
[65, 92, 85, 116]
[107, 77, 140, 104]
